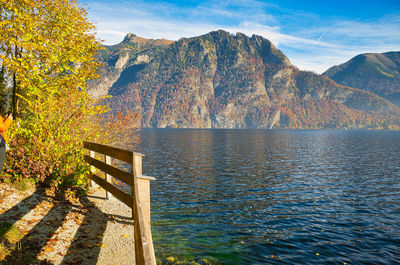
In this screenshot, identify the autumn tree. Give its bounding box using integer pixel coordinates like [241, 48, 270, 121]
[1, 0, 101, 117]
[0, 67, 8, 115]
[0, 0, 131, 194]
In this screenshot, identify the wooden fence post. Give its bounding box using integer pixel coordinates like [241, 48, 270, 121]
[84, 141, 156, 264]
[131, 153, 156, 265]
[89, 150, 95, 187]
[104, 155, 111, 199]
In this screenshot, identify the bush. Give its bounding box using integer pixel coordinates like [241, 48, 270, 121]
[0, 0, 141, 197]
[5, 135, 49, 183]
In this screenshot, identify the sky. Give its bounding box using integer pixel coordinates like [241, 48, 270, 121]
[80, 0, 400, 73]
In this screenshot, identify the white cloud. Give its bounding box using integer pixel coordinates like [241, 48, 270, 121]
[224, 21, 341, 48]
[331, 17, 400, 39]
[83, 1, 400, 73]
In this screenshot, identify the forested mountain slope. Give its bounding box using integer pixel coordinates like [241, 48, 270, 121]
[90, 31, 400, 129]
[324, 52, 400, 107]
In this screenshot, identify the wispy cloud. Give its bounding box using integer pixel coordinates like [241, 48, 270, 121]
[287, 14, 400, 72]
[82, 0, 400, 73]
[86, 1, 337, 48]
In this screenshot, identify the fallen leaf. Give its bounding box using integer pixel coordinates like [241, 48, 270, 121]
[45, 246, 54, 252]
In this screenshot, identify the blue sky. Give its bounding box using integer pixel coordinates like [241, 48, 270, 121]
[80, 0, 400, 73]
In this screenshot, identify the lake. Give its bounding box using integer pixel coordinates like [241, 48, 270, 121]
[136, 129, 400, 264]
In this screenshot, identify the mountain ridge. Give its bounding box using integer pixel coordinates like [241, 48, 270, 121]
[90, 30, 400, 129]
[323, 51, 400, 107]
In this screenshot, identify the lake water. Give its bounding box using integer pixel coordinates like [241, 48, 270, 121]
[137, 129, 400, 264]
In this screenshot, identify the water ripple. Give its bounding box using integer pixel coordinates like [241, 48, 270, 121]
[137, 129, 400, 264]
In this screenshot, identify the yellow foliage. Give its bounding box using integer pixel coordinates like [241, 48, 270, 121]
[0, 0, 115, 193]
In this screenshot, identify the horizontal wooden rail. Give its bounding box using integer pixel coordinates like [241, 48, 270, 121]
[84, 155, 133, 186]
[89, 172, 133, 208]
[83, 141, 156, 265]
[83, 141, 133, 163]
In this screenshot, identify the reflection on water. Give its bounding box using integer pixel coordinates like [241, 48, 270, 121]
[137, 129, 400, 264]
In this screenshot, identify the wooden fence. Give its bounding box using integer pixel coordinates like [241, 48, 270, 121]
[83, 141, 156, 265]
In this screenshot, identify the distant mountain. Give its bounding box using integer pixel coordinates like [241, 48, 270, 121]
[323, 52, 400, 106]
[90, 30, 400, 129]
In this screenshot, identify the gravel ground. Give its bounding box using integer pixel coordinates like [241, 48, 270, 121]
[0, 184, 136, 265]
[86, 187, 136, 265]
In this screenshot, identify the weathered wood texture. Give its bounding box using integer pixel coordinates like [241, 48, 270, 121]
[83, 141, 156, 265]
[89, 172, 133, 208]
[83, 141, 133, 163]
[84, 155, 133, 186]
[89, 150, 95, 187]
[104, 155, 111, 199]
[132, 154, 156, 265]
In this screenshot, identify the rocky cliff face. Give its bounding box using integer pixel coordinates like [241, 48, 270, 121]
[90, 30, 400, 129]
[89, 33, 173, 98]
[323, 52, 400, 107]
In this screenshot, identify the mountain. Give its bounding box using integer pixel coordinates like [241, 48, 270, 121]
[90, 30, 400, 129]
[89, 33, 173, 98]
[323, 52, 400, 107]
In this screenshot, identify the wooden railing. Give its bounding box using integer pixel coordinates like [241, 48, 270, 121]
[83, 141, 156, 265]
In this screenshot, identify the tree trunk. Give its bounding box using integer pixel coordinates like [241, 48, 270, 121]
[12, 71, 18, 119]
[11, 45, 20, 120]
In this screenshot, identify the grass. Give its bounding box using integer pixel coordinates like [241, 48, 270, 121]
[0, 222, 39, 264]
[0, 241, 11, 261]
[13, 178, 35, 192]
[0, 183, 38, 264]
[0, 222, 24, 244]
[0, 175, 35, 192]
[0, 222, 25, 263]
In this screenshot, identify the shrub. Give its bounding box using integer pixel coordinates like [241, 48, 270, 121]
[0, 0, 142, 196]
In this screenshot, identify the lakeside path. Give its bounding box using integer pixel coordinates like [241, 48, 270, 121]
[0, 183, 136, 264]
